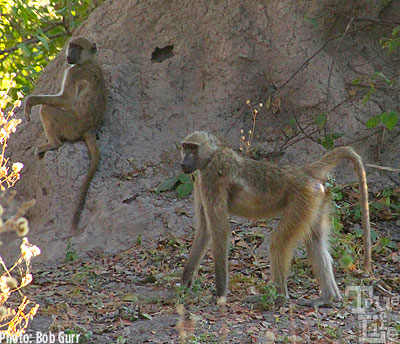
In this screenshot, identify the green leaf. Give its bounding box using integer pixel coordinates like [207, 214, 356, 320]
[155, 176, 179, 194]
[392, 26, 400, 37]
[322, 136, 334, 150]
[176, 182, 194, 198]
[140, 313, 153, 320]
[178, 173, 191, 184]
[332, 189, 343, 201]
[379, 237, 390, 248]
[382, 188, 392, 198]
[314, 113, 327, 129]
[122, 293, 139, 302]
[65, 250, 79, 262]
[340, 253, 353, 268]
[330, 132, 344, 140]
[304, 14, 319, 27]
[371, 71, 389, 83]
[354, 228, 363, 238]
[366, 114, 381, 129]
[380, 111, 399, 131]
[353, 204, 361, 220]
[36, 33, 50, 51]
[288, 117, 297, 126]
[371, 229, 378, 243]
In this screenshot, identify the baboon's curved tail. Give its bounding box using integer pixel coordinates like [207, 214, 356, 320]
[72, 131, 100, 232]
[306, 147, 372, 272]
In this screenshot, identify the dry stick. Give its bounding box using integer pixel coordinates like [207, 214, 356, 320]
[378, 0, 393, 13]
[278, 129, 319, 152]
[225, 24, 372, 137]
[225, 24, 373, 142]
[354, 17, 400, 26]
[225, 107, 247, 137]
[275, 23, 371, 93]
[366, 164, 400, 173]
[291, 106, 319, 144]
[326, 17, 355, 114]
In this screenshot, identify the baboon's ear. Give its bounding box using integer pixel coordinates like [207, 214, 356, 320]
[208, 134, 217, 148]
[91, 43, 97, 54]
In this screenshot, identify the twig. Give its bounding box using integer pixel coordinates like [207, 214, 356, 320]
[327, 94, 354, 113]
[326, 17, 355, 113]
[276, 24, 371, 92]
[379, 0, 393, 13]
[342, 133, 374, 146]
[291, 106, 319, 144]
[354, 17, 400, 26]
[347, 82, 398, 92]
[225, 24, 372, 137]
[225, 108, 246, 137]
[278, 129, 319, 152]
[366, 164, 400, 173]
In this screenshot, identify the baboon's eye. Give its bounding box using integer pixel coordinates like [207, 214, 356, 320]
[69, 44, 82, 51]
[182, 143, 198, 150]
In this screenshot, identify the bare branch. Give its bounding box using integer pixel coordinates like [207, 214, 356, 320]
[326, 17, 355, 113]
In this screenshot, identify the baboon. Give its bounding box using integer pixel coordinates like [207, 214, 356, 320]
[180, 131, 371, 306]
[24, 37, 107, 232]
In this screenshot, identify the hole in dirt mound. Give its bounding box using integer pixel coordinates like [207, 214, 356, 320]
[151, 45, 174, 63]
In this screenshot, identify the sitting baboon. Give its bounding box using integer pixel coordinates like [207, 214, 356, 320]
[24, 37, 107, 232]
[180, 131, 371, 306]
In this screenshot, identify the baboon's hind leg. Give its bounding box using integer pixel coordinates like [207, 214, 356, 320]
[301, 201, 342, 307]
[270, 204, 313, 298]
[37, 105, 76, 156]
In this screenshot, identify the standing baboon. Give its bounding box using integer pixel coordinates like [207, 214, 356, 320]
[24, 37, 107, 232]
[180, 131, 371, 306]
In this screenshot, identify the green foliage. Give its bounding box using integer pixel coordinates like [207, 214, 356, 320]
[304, 13, 319, 27]
[314, 113, 327, 129]
[256, 284, 278, 310]
[367, 110, 399, 131]
[381, 25, 400, 54]
[313, 113, 345, 150]
[361, 71, 394, 106]
[329, 182, 399, 270]
[63, 327, 92, 343]
[65, 240, 79, 262]
[136, 233, 142, 246]
[0, 0, 103, 99]
[116, 336, 128, 344]
[176, 279, 204, 304]
[317, 132, 344, 150]
[340, 252, 354, 269]
[155, 173, 194, 198]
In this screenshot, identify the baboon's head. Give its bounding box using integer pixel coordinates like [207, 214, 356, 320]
[180, 131, 219, 174]
[66, 37, 97, 65]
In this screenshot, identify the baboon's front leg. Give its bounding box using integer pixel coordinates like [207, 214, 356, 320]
[202, 189, 231, 298]
[25, 94, 70, 114]
[211, 225, 231, 298]
[181, 182, 211, 287]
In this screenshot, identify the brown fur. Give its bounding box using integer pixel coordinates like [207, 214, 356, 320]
[180, 131, 371, 306]
[24, 37, 107, 233]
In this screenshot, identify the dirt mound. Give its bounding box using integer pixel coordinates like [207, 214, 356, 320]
[3, 0, 399, 261]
